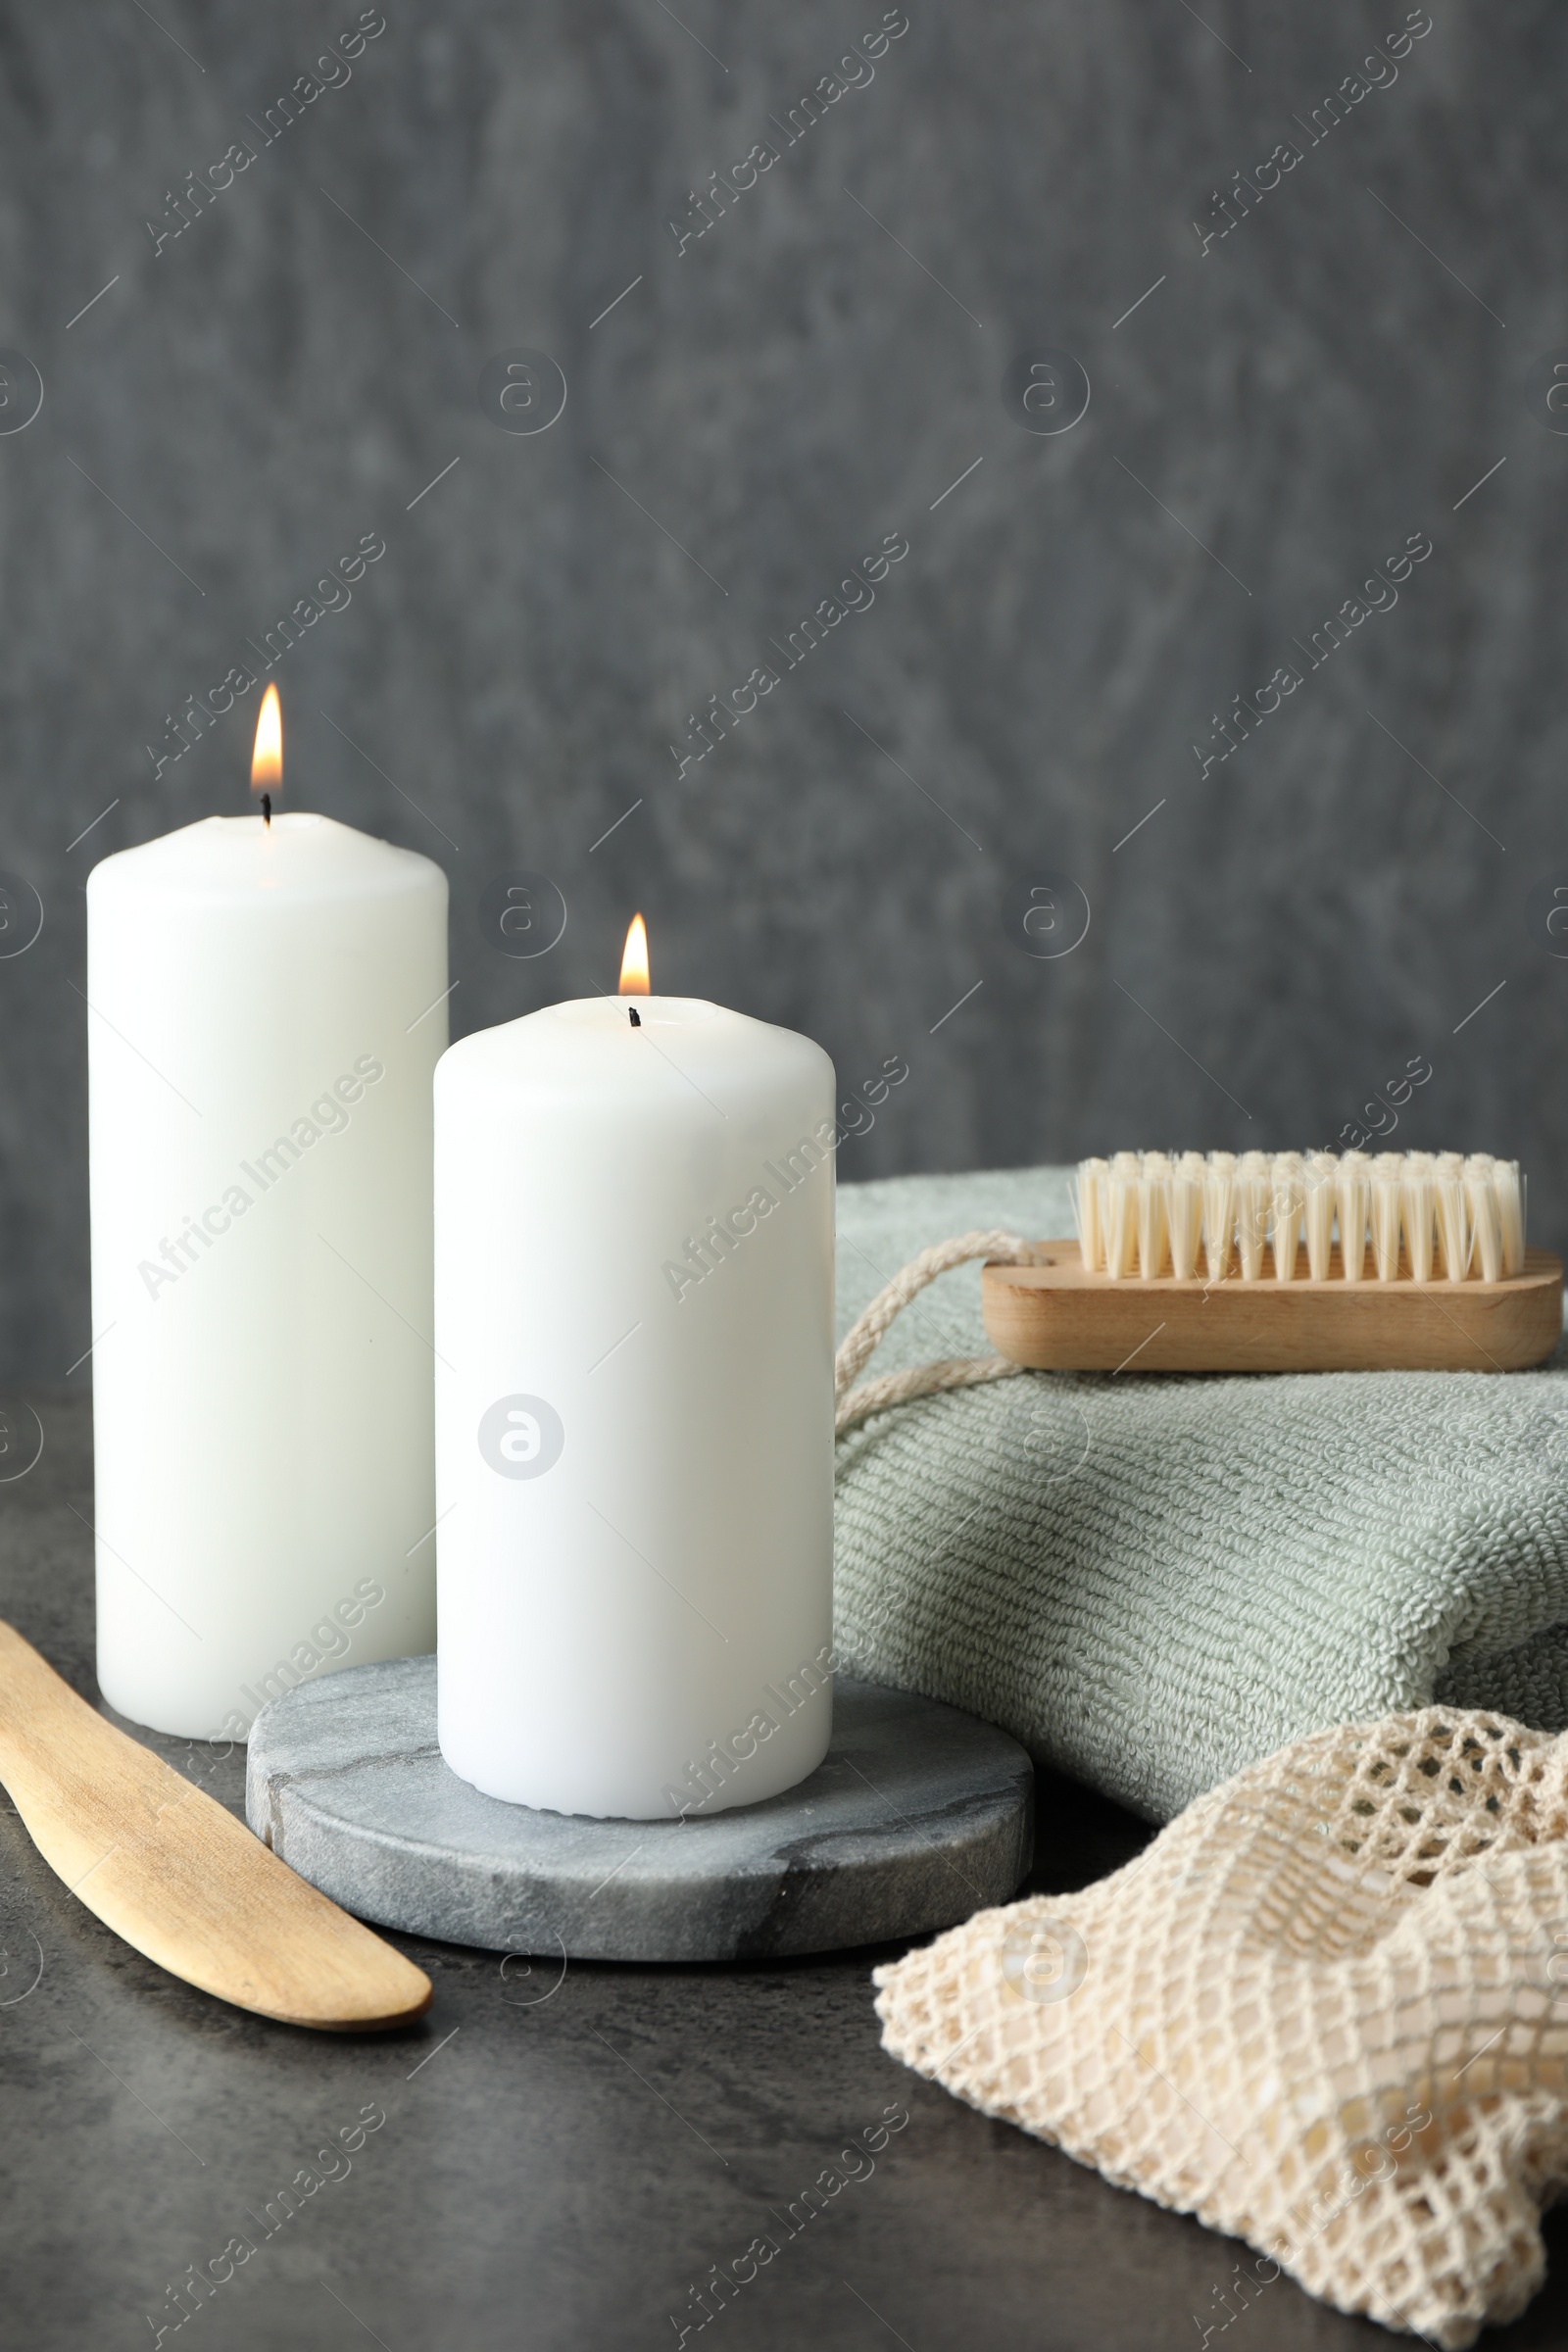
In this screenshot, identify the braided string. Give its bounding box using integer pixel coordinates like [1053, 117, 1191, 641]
[834, 1229, 1038, 1437]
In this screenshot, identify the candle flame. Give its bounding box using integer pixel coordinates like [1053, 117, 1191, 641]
[618, 913, 650, 996]
[251, 683, 282, 795]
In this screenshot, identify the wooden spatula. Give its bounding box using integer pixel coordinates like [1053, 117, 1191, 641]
[0, 1619, 431, 2031]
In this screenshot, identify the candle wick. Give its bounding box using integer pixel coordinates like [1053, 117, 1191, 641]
[260, 793, 271, 828]
[628, 1006, 641, 1027]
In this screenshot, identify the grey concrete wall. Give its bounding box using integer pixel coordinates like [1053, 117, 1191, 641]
[0, 0, 1559, 1376]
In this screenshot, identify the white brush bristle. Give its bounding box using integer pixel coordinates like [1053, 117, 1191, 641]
[1202, 1152, 1236, 1283]
[1402, 1152, 1435, 1284]
[1434, 1156, 1467, 1281]
[1075, 1156, 1107, 1272]
[1338, 1151, 1370, 1283]
[1271, 1152, 1304, 1280]
[1236, 1152, 1269, 1281]
[1495, 1159, 1525, 1277]
[1137, 1152, 1171, 1280]
[1304, 1152, 1337, 1281]
[1169, 1152, 1204, 1280]
[1465, 1154, 1502, 1283]
[1072, 1151, 1528, 1283]
[1371, 1152, 1403, 1282]
[1106, 1152, 1139, 1279]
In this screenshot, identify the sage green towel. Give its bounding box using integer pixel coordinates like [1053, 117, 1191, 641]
[833, 1165, 1568, 1823]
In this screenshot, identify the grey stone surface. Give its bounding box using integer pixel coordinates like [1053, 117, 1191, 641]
[3, 4, 1568, 1381]
[12, 1390, 1568, 2348]
[246, 1657, 1034, 1961]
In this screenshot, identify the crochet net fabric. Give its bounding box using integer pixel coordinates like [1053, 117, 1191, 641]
[874, 1707, 1568, 2348]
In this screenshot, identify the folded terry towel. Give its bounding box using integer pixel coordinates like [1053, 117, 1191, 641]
[833, 1166, 1568, 1822]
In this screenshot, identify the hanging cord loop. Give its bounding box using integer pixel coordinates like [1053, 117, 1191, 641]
[834, 1229, 1039, 1437]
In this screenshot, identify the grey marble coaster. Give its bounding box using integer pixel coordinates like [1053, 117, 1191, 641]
[245, 1659, 1033, 1962]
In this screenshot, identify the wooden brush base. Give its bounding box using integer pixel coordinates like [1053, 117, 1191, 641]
[982, 1244, 1565, 1373]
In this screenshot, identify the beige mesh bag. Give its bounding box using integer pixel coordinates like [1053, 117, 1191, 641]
[873, 1707, 1568, 2346]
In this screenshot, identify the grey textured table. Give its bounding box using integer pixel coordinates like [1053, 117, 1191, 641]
[7, 1388, 1568, 2351]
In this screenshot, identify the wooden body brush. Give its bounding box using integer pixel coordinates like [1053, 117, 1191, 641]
[983, 1151, 1563, 1373]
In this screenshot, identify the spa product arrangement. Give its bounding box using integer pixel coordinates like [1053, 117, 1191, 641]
[41, 688, 1568, 2341]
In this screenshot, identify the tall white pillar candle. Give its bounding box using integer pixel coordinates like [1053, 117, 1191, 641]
[87, 813, 448, 1740]
[434, 994, 836, 1817]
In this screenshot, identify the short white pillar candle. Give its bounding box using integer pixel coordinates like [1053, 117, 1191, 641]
[434, 984, 836, 1818]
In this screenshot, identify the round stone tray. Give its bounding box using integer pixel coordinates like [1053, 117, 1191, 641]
[245, 1658, 1033, 1963]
